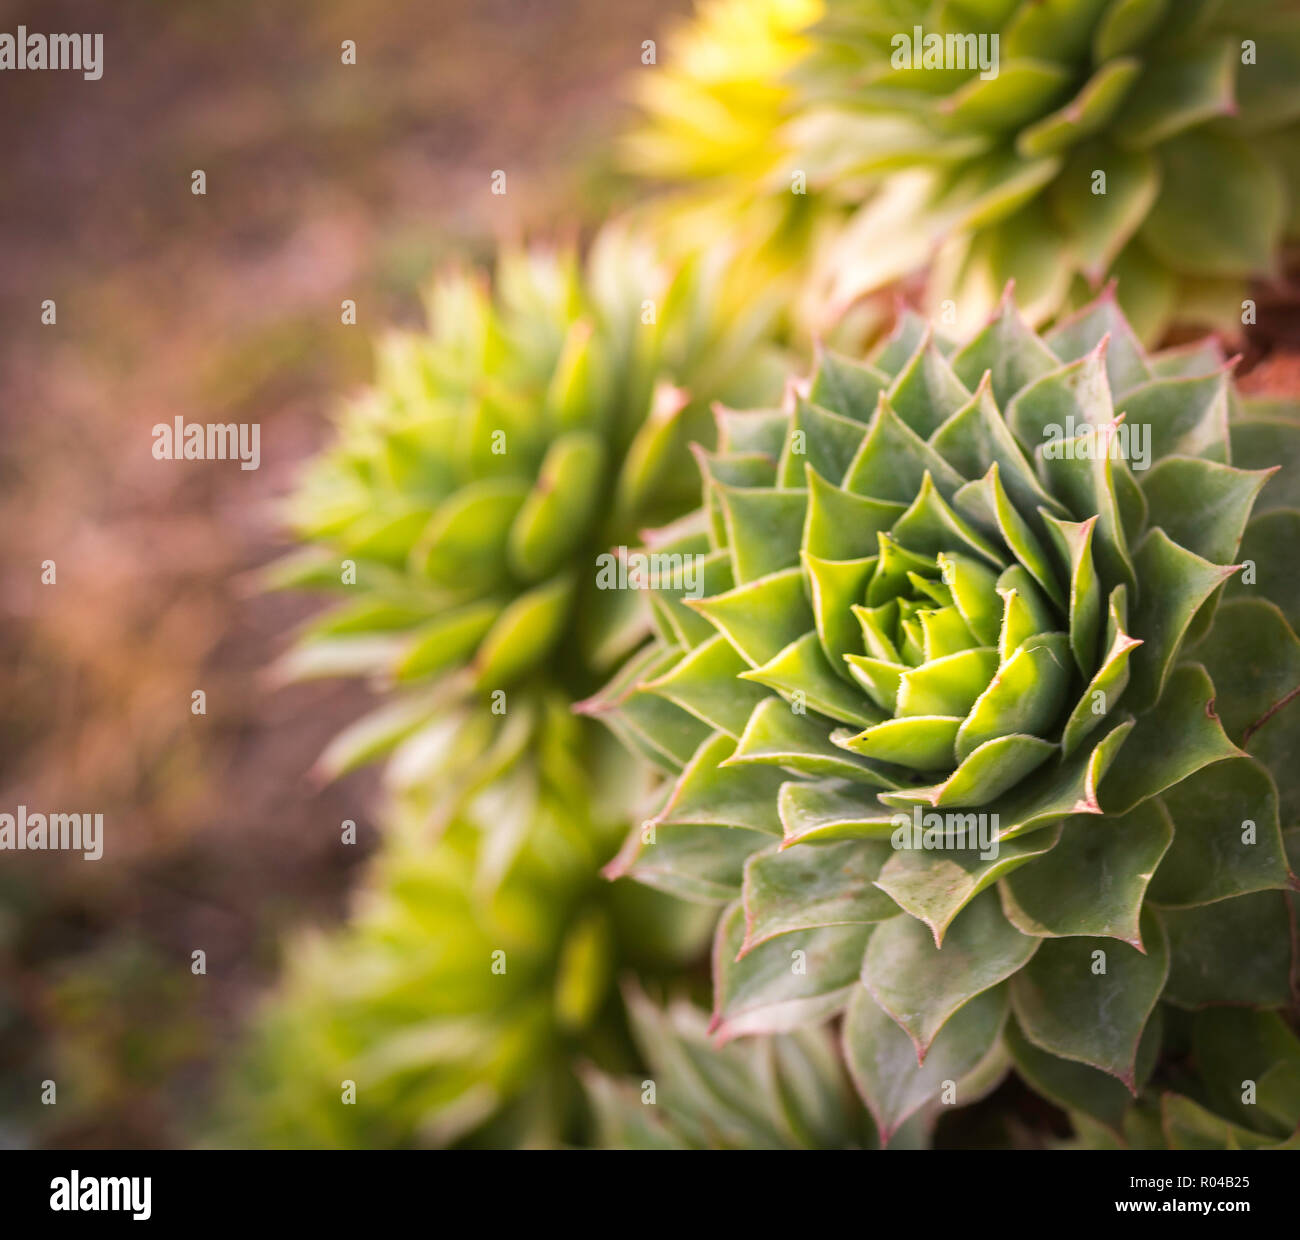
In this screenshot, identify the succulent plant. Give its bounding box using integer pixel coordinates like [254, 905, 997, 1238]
[223, 792, 715, 1149]
[580, 985, 882, 1148]
[630, 0, 1300, 342]
[622, 0, 830, 332]
[268, 226, 784, 861]
[581, 288, 1300, 1144]
[803, 0, 1300, 339]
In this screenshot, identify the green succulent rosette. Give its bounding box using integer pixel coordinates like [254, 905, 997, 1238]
[269, 226, 784, 857]
[583, 288, 1300, 1144]
[630, 0, 1300, 342]
[222, 768, 715, 1149]
[804, 0, 1300, 339]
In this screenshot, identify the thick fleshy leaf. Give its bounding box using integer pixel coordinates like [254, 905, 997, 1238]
[778, 396, 867, 489]
[730, 697, 906, 787]
[802, 466, 905, 561]
[471, 573, 573, 687]
[1005, 1007, 1163, 1137]
[1000, 800, 1172, 947]
[1192, 1008, 1300, 1137]
[657, 730, 785, 834]
[1010, 907, 1168, 1087]
[803, 552, 875, 674]
[842, 398, 966, 502]
[862, 890, 1037, 1059]
[873, 823, 1064, 946]
[691, 567, 814, 668]
[715, 485, 808, 582]
[956, 464, 1065, 607]
[956, 632, 1073, 760]
[1191, 598, 1300, 747]
[1226, 509, 1300, 633]
[711, 901, 871, 1040]
[1123, 372, 1235, 466]
[614, 820, 772, 904]
[1140, 130, 1285, 278]
[809, 347, 890, 423]
[778, 779, 904, 847]
[842, 983, 1007, 1143]
[885, 734, 1057, 809]
[743, 633, 882, 728]
[841, 715, 962, 771]
[1147, 757, 1292, 907]
[1160, 892, 1295, 1009]
[1100, 664, 1240, 815]
[1041, 512, 1101, 675]
[507, 431, 605, 580]
[1059, 593, 1141, 756]
[644, 633, 772, 738]
[887, 337, 971, 438]
[741, 840, 896, 954]
[893, 473, 1004, 566]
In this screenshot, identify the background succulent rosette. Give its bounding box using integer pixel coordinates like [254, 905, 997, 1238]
[630, 0, 1300, 342]
[583, 289, 1300, 1146]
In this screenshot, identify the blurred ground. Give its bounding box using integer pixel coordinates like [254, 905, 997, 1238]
[0, 0, 683, 1147]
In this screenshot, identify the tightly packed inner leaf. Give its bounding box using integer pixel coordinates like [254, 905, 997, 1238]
[584, 288, 1300, 1142]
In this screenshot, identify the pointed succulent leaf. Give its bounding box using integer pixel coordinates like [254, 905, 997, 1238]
[1010, 907, 1168, 1087]
[741, 839, 897, 954]
[711, 901, 871, 1040]
[862, 890, 1038, 1059]
[1000, 801, 1173, 946]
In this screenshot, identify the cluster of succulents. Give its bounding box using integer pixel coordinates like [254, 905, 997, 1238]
[236, 0, 1300, 1152]
[631, 0, 1300, 341]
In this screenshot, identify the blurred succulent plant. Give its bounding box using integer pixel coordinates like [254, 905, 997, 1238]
[622, 0, 831, 333]
[223, 790, 716, 1149]
[269, 226, 785, 867]
[582, 288, 1300, 1143]
[628, 0, 1300, 342]
[580, 984, 880, 1148]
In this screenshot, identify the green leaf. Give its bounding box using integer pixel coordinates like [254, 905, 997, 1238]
[897, 648, 999, 718]
[1042, 513, 1102, 675]
[862, 891, 1037, 1058]
[1126, 528, 1238, 708]
[893, 472, 1005, 566]
[842, 398, 966, 502]
[1000, 800, 1172, 946]
[1140, 130, 1286, 278]
[743, 633, 882, 728]
[420, 478, 528, 588]
[643, 633, 771, 738]
[778, 780, 904, 846]
[884, 734, 1057, 809]
[1117, 38, 1237, 148]
[803, 551, 875, 674]
[393, 602, 499, 681]
[616, 820, 772, 904]
[1010, 907, 1168, 1087]
[471, 573, 573, 687]
[956, 632, 1073, 760]
[690, 567, 815, 668]
[712, 901, 870, 1039]
[802, 466, 905, 561]
[1191, 598, 1300, 748]
[741, 840, 897, 953]
[730, 697, 904, 786]
[873, 823, 1064, 946]
[1019, 60, 1142, 159]
[1100, 664, 1240, 815]
[809, 346, 890, 422]
[1160, 892, 1295, 1009]
[715, 485, 808, 582]
[1226, 509, 1300, 633]
[886, 337, 972, 438]
[842, 984, 1007, 1144]
[840, 715, 961, 771]
[657, 730, 785, 834]
[1006, 1006, 1163, 1137]
[1147, 757, 1292, 907]
[507, 431, 604, 580]
[1123, 371, 1232, 465]
[1059, 587, 1141, 756]
[778, 396, 868, 489]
